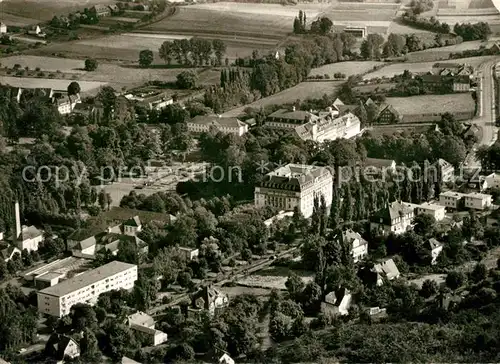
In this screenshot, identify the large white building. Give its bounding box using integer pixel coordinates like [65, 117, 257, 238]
[37, 261, 138, 317]
[295, 112, 361, 143]
[405, 202, 446, 221]
[254, 164, 333, 218]
[187, 115, 248, 136]
[439, 191, 466, 210]
[464, 192, 493, 210]
[485, 173, 500, 189]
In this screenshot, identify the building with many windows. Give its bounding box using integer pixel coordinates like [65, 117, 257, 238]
[464, 192, 493, 210]
[439, 191, 466, 210]
[254, 164, 333, 218]
[187, 115, 248, 136]
[37, 261, 138, 317]
[294, 112, 361, 143]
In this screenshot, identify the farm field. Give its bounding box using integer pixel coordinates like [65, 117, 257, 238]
[4, 54, 220, 90]
[405, 39, 499, 62]
[222, 81, 342, 117]
[387, 93, 475, 116]
[309, 61, 384, 78]
[0, 0, 117, 23]
[363, 56, 496, 79]
[0, 55, 86, 73]
[0, 76, 107, 94]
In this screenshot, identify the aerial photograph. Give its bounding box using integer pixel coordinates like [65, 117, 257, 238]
[0, 0, 499, 362]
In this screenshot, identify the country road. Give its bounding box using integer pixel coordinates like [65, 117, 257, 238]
[464, 59, 499, 168]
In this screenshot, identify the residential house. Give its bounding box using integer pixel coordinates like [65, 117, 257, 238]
[0, 244, 21, 262]
[373, 258, 400, 285]
[490, 42, 500, 54]
[434, 158, 455, 183]
[191, 285, 228, 315]
[266, 107, 319, 129]
[370, 201, 414, 235]
[485, 173, 500, 189]
[342, 229, 368, 263]
[419, 74, 470, 93]
[177, 247, 199, 261]
[376, 104, 401, 124]
[0, 23, 7, 34]
[187, 115, 248, 136]
[426, 238, 443, 265]
[53, 93, 81, 115]
[365, 97, 375, 107]
[254, 164, 333, 219]
[439, 191, 466, 210]
[123, 216, 142, 236]
[464, 192, 493, 210]
[219, 354, 235, 364]
[92, 4, 111, 17]
[333, 98, 344, 107]
[127, 311, 168, 346]
[27, 25, 45, 37]
[45, 334, 80, 361]
[415, 202, 446, 221]
[320, 287, 352, 316]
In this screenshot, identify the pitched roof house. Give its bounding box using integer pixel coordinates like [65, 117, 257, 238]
[191, 285, 228, 314]
[373, 258, 400, 285]
[342, 229, 368, 263]
[370, 201, 414, 235]
[45, 334, 80, 361]
[320, 287, 352, 316]
[426, 238, 443, 265]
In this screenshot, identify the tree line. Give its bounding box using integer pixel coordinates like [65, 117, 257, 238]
[158, 38, 227, 66]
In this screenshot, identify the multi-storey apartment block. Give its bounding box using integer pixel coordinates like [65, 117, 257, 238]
[254, 164, 333, 218]
[37, 261, 137, 317]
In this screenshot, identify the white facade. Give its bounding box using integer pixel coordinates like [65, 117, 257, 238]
[485, 173, 500, 189]
[343, 229, 368, 263]
[57, 97, 81, 115]
[254, 164, 333, 219]
[370, 201, 414, 235]
[295, 113, 361, 143]
[187, 116, 248, 136]
[439, 191, 466, 209]
[0, 23, 7, 34]
[219, 354, 235, 364]
[415, 202, 446, 221]
[37, 261, 137, 317]
[464, 192, 493, 210]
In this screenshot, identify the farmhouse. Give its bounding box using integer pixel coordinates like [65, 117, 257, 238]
[370, 201, 414, 235]
[294, 112, 361, 143]
[92, 4, 111, 17]
[254, 164, 333, 219]
[187, 115, 248, 136]
[108, 4, 120, 13]
[376, 104, 401, 124]
[432, 62, 472, 76]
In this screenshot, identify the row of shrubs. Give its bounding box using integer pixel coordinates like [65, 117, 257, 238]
[307, 72, 347, 80]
